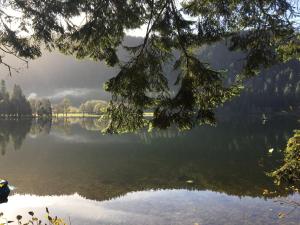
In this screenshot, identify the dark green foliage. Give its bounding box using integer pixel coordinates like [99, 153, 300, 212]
[0, 80, 10, 115]
[270, 130, 300, 186]
[10, 84, 32, 116]
[227, 63, 300, 113]
[0, 0, 299, 132]
[0, 81, 53, 117]
[36, 99, 52, 117]
[0, 81, 32, 117]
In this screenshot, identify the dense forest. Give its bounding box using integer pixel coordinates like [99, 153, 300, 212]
[196, 42, 300, 114]
[0, 80, 53, 117]
[228, 61, 300, 113]
[0, 80, 32, 117]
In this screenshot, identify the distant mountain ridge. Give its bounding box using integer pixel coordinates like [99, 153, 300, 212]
[199, 42, 300, 113]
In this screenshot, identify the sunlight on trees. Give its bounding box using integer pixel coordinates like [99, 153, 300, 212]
[270, 130, 300, 187]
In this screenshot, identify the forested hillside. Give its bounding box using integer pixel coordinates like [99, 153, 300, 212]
[198, 42, 300, 114]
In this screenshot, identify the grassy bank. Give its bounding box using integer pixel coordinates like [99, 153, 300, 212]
[0, 112, 154, 119]
[52, 113, 101, 118]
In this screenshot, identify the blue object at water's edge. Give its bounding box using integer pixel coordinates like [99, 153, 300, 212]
[0, 180, 10, 204]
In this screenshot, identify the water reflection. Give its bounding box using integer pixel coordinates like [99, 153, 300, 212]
[0, 190, 299, 225]
[0, 119, 32, 155]
[0, 116, 299, 224]
[0, 118, 53, 155]
[0, 115, 298, 201]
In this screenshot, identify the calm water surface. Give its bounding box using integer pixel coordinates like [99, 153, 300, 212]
[0, 115, 299, 225]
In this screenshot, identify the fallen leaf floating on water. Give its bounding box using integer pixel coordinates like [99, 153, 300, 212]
[263, 189, 269, 195]
[278, 212, 286, 219]
[186, 180, 194, 184]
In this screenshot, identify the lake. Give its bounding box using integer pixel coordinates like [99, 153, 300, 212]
[0, 115, 299, 225]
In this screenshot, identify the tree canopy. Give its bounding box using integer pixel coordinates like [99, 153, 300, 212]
[0, 80, 32, 116]
[0, 0, 299, 132]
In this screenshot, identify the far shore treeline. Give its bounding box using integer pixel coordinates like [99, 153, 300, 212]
[0, 80, 107, 118]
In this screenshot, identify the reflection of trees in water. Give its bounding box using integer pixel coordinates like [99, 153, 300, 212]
[0, 119, 32, 155]
[100, 115, 297, 198]
[79, 118, 105, 131]
[52, 118, 72, 135]
[52, 118, 108, 134]
[30, 118, 52, 135]
[0, 126, 9, 156]
[52, 117, 107, 134]
[68, 116, 298, 199]
[0, 119, 52, 155]
[0, 115, 296, 155]
[0, 116, 298, 200]
[138, 128, 183, 144]
[137, 115, 295, 148]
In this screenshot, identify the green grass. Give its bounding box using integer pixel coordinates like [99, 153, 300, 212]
[0, 112, 154, 119]
[143, 112, 154, 117]
[54, 112, 154, 118]
[53, 113, 101, 118]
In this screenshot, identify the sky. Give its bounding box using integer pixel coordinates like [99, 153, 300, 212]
[0, 36, 143, 106]
[126, 24, 148, 37]
[0, 50, 115, 105]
